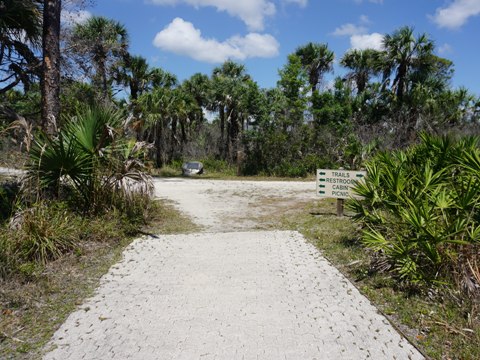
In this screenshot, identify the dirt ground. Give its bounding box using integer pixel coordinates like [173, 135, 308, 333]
[153, 178, 318, 232]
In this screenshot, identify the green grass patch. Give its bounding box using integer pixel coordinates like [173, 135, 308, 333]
[280, 199, 480, 360]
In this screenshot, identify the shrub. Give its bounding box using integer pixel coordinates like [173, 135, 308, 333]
[349, 133, 480, 295]
[201, 157, 236, 175]
[26, 107, 153, 213]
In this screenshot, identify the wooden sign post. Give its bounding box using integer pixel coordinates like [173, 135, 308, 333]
[337, 198, 344, 217]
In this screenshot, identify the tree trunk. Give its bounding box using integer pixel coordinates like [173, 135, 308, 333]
[41, 0, 61, 137]
[99, 57, 108, 104]
[155, 120, 164, 168]
[226, 109, 232, 162]
[228, 111, 239, 163]
[219, 106, 225, 158]
[169, 117, 177, 163]
[180, 118, 187, 153]
[395, 63, 407, 100]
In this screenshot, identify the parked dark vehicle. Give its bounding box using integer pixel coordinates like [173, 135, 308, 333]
[182, 161, 204, 176]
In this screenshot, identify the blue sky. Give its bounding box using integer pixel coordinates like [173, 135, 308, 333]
[65, 0, 480, 96]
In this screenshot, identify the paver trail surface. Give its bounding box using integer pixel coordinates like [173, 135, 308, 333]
[43, 179, 423, 359]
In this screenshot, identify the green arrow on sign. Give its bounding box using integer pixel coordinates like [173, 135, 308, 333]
[319, 178, 326, 182]
[356, 174, 364, 178]
[319, 172, 326, 175]
[319, 184, 325, 188]
[319, 191, 325, 195]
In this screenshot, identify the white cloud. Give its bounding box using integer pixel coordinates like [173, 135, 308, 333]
[152, 17, 279, 63]
[61, 10, 92, 27]
[147, 0, 276, 31]
[333, 16, 383, 51]
[350, 33, 384, 50]
[359, 14, 370, 24]
[332, 23, 368, 36]
[438, 43, 453, 55]
[431, 0, 480, 29]
[283, 0, 308, 7]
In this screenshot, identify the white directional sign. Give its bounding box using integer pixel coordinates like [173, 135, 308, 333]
[316, 169, 366, 199]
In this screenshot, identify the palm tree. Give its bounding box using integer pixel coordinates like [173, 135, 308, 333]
[211, 61, 251, 160]
[138, 84, 184, 167]
[381, 26, 434, 100]
[70, 16, 129, 103]
[181, 73, 211, 141]
[295, 42, 334, 93]
[340, 49, 380, 93]
[182, 73, 210, 111]
[150, 67, 178, 89]
[28, 106, 152, 210]
[114, 55, 154, 138]
[120, 64, 178, 141]
[115, 55, 151, 102]
[0, 0, 42, 94]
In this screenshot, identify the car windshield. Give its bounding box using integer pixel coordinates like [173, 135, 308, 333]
[186, 162, 200, 169]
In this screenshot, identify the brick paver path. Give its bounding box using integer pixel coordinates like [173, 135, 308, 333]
[43, 180, 423, 359]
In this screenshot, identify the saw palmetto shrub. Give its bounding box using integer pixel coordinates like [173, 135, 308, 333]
[26, 106, 153, 213]
[349, 133, 480, 295]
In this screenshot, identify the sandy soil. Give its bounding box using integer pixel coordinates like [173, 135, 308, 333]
[153, 178, 318, 232]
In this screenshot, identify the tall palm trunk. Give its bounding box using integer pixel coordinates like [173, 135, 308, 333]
[155, 119, 163, 168]
[226, 108, 234, 161]
[98, 56, 109, 103]
[228, 112, 239, 163]
[169, 117, 177, 163]
[180, 118, 187, 153]
[41, 0, 61, 137]
[395, 63, 408, 100]
[219, 106, 225, 158]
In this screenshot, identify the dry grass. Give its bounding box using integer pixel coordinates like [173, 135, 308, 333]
[0, 200, 196, 359]
[1, 239, 126, 358]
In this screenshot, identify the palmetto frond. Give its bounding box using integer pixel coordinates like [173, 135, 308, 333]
[27, 107, 152, 210]
[349, 134, 480, 291]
